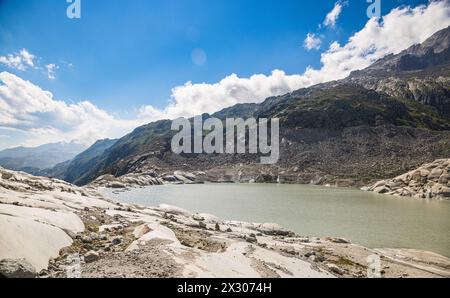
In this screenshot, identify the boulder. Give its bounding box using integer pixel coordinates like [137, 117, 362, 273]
[420, 169, 431, 177]
[325, 263, 344, 276]
[215, 223, 221, 231]
[411, 171, 422, 182]
[400, 188, 414, 197]
[437, 186, 450, 198]
[157, 204, 191, 216]
[1, 172, 14, 180]
[328, 237, 350, 244]
[0, 259, 37, 278]
[111, 237, 123, 246]
[84, 251, 100, 263]
[372, 180, 387, 189]
[162, 175, 179, 183]
[174, 171, 196, 181]
[373, 186, 390, 194]
[245, 235, 257, 243]
[108, 182, 126, 189]
[256, 223, 292, 236]
[439, 174, 450, 184]
[428, 169, 443, 180]
[192, 214, 205, 221]
[386, 181, 403, 189]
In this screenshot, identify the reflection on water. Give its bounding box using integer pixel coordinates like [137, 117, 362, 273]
[103, 183, 450, 257]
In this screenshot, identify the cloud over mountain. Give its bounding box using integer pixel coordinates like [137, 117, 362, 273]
[1, 1, 450, 149]
[139, 1, 450, 120]
[0, 72, 145, 148]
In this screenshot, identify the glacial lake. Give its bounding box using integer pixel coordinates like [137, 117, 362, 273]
[102, 183, 450, 257]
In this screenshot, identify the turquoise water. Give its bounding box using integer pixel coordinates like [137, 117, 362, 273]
[103, 183, 450, 257]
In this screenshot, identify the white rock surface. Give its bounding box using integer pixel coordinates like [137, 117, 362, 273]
[1, 166, 449, 278]
[157, 204, 192, 216]
[0, 214, 73, 272]
[0, 204, 84, 235]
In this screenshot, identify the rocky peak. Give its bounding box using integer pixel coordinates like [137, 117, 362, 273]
[345, 26, 450, 116]
[407, 25, 450, 56]
[351, 25, 450, 76]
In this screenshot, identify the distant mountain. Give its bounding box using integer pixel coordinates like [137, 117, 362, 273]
[346, 25, 450, 116]
[352, 25, 450, 76]
[56, 26, 450, 186]
[0, 142, 87, 174]
[42, 139, 117, 183]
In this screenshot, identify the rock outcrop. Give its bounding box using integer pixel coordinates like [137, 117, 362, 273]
[90, 172, 164, 189]
[0, 259, 37, 278]
[89, 170, 205, 189]
[364, 159, 450, 199]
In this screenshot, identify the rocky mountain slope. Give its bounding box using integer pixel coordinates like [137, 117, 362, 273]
[1, 167, 449, 278]
[52, 26, 450, 188]
[0, 141, 86, 175]
[345, 25, 450, 116]
[353, 25, 450, 76]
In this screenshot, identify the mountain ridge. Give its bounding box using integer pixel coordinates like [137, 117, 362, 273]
[41, 138, 118, 183]
[0, 141, 87, 174]
[345, 25, 450, 116]
[49, 26, 450, 186]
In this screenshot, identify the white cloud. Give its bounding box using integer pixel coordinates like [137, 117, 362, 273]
[0, 49, 36, 71]
[310, 0, 450, 82]
[45, 64, 59, 80]
[19, 49, 35, 68]
[0, 71, 147, 148]
[0, 49, 60, 80]
[138, 1, 450, 121]
[304, 33, 322, 50]
[1, 1, 450, 149]
[324, 2, 344, 28]
[138, 70, 313, 120]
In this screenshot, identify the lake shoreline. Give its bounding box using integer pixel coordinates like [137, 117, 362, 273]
[101, 182, 450, 258]
[1, 167, 450, 278]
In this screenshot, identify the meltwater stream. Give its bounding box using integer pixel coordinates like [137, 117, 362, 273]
[102, 183, 450, 257]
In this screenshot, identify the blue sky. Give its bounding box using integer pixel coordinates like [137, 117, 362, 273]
[0, 0, 427, 114]
[0, 0, 448, 149]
